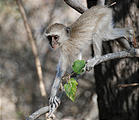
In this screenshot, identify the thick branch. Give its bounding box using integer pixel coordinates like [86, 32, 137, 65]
[16, 0, 47, 97]
[64, 0, 88, 14]
[86, 49, 139, 69]
[64, 0, 106, 14]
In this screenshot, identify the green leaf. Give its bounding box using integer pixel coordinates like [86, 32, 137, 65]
[72, 60, 86, 74]
[64, 78, 78, 102]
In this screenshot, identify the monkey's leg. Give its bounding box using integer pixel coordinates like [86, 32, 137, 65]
[105, 28, 128, 40]
[105, 27, 135, 54]
[86, 38, 102, 71]
[106, 27, 135, 40]
[93, 38, 102, 56]
[108, 28, 131, 49]
[117, 38, 131, 50]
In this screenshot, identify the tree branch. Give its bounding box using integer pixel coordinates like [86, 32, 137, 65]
[117, 83, 139, 88]
[64, 0, 106, 14]
[16, 0, 47, 97]
[26, 106, 49, 120]
[86, 49, 139, 70]
[64, 0, 88, 14]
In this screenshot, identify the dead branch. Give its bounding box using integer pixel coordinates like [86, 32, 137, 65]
[118, 83, 139, 88]
[16, 0, 47, 97]
[64, 0, 87, 14]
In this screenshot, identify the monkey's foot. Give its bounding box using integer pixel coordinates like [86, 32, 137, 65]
[128, 48, 136, 56]
[48, 96, 61, 118]
[46, 113, 55, 120]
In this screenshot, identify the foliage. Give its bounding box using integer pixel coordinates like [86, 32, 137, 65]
[64, 60, 86, 101]
[72, 60, 86, 74]
[64, 78, 78, 102]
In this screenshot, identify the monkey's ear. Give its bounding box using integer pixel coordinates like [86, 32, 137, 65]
[65, 27, 71, 36]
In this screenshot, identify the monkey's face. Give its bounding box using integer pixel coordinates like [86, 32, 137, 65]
[44, 23, 70, 50]
[47, 34, 60, 49]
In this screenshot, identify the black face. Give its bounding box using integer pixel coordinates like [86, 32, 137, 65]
[47, 35, 52, 46]
[47, 35, 60, 49]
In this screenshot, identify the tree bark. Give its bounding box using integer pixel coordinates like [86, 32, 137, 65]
[87, 0, 139, 120]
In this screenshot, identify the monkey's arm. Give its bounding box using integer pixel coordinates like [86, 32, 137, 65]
[48, 56, 67, 117]
[50, 57, 67, 97]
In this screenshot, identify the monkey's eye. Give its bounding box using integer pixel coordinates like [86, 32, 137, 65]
[54, 35, 59, 41]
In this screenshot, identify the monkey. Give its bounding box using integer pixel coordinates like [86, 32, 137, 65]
[44, 5, 135, 116]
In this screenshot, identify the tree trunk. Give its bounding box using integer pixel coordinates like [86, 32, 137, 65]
[87, 0, 139, 120]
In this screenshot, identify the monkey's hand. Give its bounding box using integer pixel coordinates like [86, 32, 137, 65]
[48, 96, 61, 118]
[86, 56, 100, 71]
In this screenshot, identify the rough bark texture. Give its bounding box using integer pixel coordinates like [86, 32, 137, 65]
[87, 0, 139, 120]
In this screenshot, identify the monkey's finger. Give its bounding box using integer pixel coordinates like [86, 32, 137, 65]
[48, 103, 58, 118]
[48, 96, 61, 118]
[46, 113, 55, 120]
[49, 97, 55, 105]
[48, 105, 55, 118]
[49, 96, 60, 106]
[55, 96, 61, 105]
[51, 96, 60, 110]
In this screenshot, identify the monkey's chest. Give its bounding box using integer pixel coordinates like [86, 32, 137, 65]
[61, 41, 82, 68]
[62, 49, 81, 63]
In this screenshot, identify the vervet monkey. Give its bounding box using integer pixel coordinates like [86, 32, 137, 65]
[44, 5, 134, 115]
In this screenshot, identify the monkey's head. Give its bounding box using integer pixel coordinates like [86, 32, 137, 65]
[44, 23, 70, 50]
